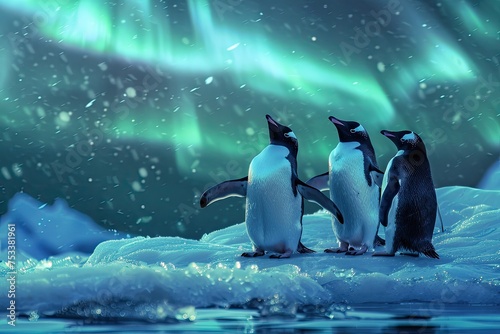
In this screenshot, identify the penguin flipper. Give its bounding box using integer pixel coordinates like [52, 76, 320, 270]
[200, 176, 248, 208]
[305, 172, 329, 191]
[374, 234, 386, 246]
[379, 175, 400, 227]
[369, 164, 384, 188]
[296, 179, 344, 224]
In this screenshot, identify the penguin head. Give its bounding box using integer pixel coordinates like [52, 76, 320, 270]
[381, 130, 426, 152]
[265, 114, 298, 154]
[328, 116, 370, 143]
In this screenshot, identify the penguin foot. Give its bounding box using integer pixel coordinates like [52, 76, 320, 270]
[372, 251, 395, 257]
[325, 242, 349, 253]
[241, 251, 265, 257]
[346, 245, 368, 256]
[324, 247, 347, 253]
[269, 250, 292, 259]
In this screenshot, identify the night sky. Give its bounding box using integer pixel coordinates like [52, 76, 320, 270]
[0, 0, 498, 239]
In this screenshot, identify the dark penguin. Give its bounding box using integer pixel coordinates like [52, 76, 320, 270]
[373, 130, 439, 259]
[307, 116, 383, 255]
[200, 115, 343, 258]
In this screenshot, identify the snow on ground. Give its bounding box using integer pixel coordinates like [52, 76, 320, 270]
[0, 183, 499, 321]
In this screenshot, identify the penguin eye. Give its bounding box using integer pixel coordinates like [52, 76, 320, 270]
[401, 132, 416, 142]
[351, 125, 365, 134]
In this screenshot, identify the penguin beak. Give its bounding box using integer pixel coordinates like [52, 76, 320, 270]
[328, 116, 345, 127]
[381, 130, 402, 147]
[381, 130, 396, 138]
[266, 114, 279, 129]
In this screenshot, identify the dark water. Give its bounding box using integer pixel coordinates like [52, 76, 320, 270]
[8, 305, 500, 333]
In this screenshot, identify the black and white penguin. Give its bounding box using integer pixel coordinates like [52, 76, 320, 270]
[200, 115, 343, 258]
[373, 130, 439, 259]
[307, 116, 384, 255]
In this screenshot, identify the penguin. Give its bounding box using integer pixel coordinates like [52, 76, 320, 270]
[307, 116, 384, 255]
[373, 130, 439, 259]
[200, 115, 344, 258]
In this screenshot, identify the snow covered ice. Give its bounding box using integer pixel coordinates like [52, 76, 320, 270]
[0, 181, 499, 321]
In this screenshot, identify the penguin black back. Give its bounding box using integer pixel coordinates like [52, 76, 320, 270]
[379, 130, 438, 258]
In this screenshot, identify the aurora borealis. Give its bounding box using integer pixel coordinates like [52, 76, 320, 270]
[0, 0, 499, 238]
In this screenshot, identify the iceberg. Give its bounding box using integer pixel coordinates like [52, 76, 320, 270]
[478, 159, 500, 190]
[1, 185, 499, 322]
[0, 193, 129, 261]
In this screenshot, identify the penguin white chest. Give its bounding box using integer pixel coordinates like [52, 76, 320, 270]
[245, 145, 302, 253]
[328, 142, 379, 246]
